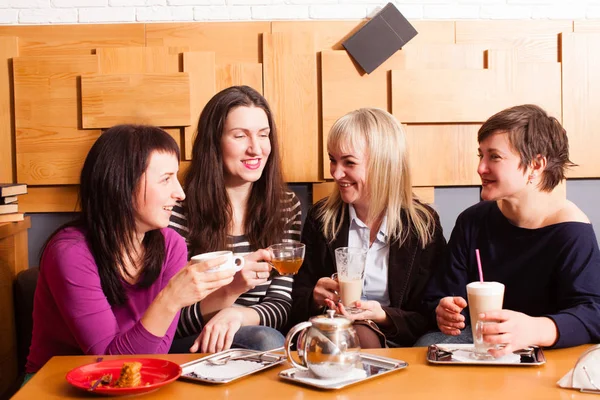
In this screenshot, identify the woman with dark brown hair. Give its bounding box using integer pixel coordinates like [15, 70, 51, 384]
[26, 125, 235, 379]
[169, 86, 301, 353]
[417, 104, 600, 355]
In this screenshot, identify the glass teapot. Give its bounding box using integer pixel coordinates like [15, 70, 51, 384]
[284, 310, 361, 379]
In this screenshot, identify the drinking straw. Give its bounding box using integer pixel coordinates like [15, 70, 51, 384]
[475, 249, 484, 283]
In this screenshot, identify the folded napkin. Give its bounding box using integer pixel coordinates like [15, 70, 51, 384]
[291, 367, 367, 387]
[558, 345, 600, 392]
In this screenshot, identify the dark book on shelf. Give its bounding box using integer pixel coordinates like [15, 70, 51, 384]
[0, 183, 27, 197]
[342, 3, 418, 74]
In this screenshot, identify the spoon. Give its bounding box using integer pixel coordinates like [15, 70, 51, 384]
[89, 373, 112, 391]
[206, 347, 285, 366]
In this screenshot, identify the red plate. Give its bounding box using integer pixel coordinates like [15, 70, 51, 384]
[66, 358, 181, 396]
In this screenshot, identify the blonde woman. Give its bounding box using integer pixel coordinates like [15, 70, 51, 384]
[291, 108, 446, 348]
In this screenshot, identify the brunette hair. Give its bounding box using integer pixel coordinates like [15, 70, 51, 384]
[184, 85, 289, 254]
[319, 108, 435, 248]
[42, 125, 180, 306]
[477, 104, 575, 191]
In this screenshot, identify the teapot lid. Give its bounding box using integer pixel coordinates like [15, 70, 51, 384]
[310, 309, 352, 331]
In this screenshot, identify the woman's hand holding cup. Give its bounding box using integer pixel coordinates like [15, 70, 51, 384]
[435, 296, 467, 335]
[477, 310, 557, 358]
[312, 277, 339, 308]
[227, 249, 273, 295]
[166, 256, 236, 310]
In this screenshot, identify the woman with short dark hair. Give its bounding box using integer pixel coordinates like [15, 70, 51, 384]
[417, 104, 600, 355]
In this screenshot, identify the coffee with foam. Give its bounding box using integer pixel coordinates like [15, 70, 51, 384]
[467, 281, 505, 357]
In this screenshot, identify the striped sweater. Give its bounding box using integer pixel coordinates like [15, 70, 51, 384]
[168, 191, 302, 337]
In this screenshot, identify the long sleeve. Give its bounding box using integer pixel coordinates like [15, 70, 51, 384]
[421, 209, 472, 328]
[421, 200, 600, 349]
[546, 225, 600, 348]
[170, 203, 205, 337]
[380, 212, 447, 345]
[291, 202, 335, 325]
[28, 228, 186, 370]
[173, 192, 303, 336]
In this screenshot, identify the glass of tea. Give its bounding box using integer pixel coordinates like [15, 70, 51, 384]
[268, 243, 305, 276]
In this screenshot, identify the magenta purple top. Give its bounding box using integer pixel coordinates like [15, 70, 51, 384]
[26, 227, 187, 373]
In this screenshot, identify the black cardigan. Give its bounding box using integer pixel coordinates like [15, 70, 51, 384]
[291, 199, 447, 346]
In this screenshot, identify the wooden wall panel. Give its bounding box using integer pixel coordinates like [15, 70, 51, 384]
[562, 33, 600, 178]
[216, 63, 263, 94]
[14, 55, 100, 185]
[183, 52, 216, 161]
[312, 182, 335, 203]
[0, 37, 18, 184]
[574, 21, 600, 33]
[0, 24, 144, 56]
[81, 73, 191, 129]
[312, 182, 435, 204]
[146, 22, 269, 64]
[413, 187, 435, 205]
[321, 45, 488, 178]
[18, 186, 79, 213]
[321, 50, 387, 176]
[410, 21, 456, 45]
[271, 21, 454, 50]
[272, 21, 366, 50]
[264, 32, 319, 182]
[456, 20, 572, 62]
[391, 50, 561, 123]
[178, 160, 190, 185]
[406, 124, 481, 187]
[96, 46, 186, 74]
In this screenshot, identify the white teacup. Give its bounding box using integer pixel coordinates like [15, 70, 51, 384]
[190, 250, 244, 272]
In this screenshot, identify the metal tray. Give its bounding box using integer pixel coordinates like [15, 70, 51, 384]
[427, 344, 546, 366]
[179, 348, 286, 384]
[278, 353, 408, 390]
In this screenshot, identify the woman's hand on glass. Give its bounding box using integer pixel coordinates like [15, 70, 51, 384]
[478, 310, 558, 357]
[435, 296, 467, 335]
[312, 277, 339, 308]
[325, 299, 387, 324]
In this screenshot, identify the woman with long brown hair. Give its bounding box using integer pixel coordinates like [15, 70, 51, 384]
[170, 86, 301, 352]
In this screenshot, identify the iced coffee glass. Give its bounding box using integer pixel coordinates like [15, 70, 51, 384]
[466, 281, 505, 360]
[333, 247, 367, 314]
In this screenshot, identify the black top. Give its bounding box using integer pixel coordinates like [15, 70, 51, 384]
[291, 199, 447, 346]
[423, 201, 600, 348]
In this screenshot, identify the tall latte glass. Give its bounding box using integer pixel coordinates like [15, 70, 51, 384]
[333, 247, 367, 314]
[466, 281, 505, 359]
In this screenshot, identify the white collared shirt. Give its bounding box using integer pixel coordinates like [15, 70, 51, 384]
[347, 204, 390, 306]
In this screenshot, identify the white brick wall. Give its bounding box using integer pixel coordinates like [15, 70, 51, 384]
[0, 0, 598, 24]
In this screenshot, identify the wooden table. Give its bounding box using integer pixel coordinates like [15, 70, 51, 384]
[11, 346, 595, 400]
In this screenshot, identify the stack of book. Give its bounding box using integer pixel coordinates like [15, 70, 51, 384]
[0, 183, 27, 223]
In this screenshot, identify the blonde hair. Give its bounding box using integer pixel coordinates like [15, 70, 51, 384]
[318, 108, 435, 248]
